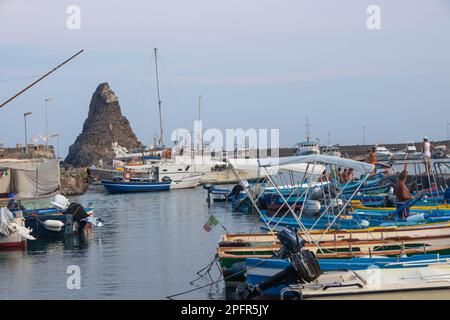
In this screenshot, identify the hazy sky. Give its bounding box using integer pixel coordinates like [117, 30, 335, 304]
[1, 0, 450, 157]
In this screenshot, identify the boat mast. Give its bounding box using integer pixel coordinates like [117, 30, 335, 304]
[198, 95, 203, 157]
[154, 48, 164, 147]
[305, 117, 311, 143]
[0, 50, 84, 110]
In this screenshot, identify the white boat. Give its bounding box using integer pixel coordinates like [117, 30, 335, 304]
[295, 141, 321, 156]
[0, 209, 34, 250]
[282, 264, 450, 300]
[390, 148, 407, 160]
[405, 143, 422, 160]
[375, 146, 392, 161]
[170, 175, 201, 190]
[320, 145, 341, 157]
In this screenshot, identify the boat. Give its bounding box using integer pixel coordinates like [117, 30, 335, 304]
[405, 143, 422, 160]
[433, 145, 448, 159]
[295, 141, 320, 156]
[320, 145, 341, 158]
[281, 266, 450, 300]
[221, 222, 450, 244]
[19, 195, 99, 238]
[0, 208, 34, 250]
[236, 228, 450, 299]
[218, 227, 450, 283]
[294, 119, 321, 156]
[101, 179, 171, 193]
[390, 148, 407, 161]
[374, 145, 393, 161]
[170, 175, 201, 190]
[245, 254, 450, 298]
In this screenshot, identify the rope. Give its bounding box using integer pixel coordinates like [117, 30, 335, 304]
[166, 254, 270, 300]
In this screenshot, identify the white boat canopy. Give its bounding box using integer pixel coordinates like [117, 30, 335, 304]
[274, 155, 375, 174]
[227, 157, 326, 176]
[0, 159, 60, 199]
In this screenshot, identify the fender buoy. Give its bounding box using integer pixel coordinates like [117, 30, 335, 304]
[43, 220, 65, 232]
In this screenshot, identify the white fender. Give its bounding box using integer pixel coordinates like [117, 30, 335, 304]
[43, 220, 65, 232]
[406, 213, 427, 223]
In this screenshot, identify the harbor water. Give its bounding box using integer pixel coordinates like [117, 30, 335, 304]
[0, 186, 258, 299]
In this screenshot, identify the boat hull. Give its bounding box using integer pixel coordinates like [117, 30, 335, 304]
[0, 217, 27, 251]
[101, 180, 171, 193]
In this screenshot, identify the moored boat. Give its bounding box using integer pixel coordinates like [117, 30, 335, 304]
[101, 179, 171, 193]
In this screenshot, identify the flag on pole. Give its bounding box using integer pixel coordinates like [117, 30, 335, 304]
[203, 214, 219, 232]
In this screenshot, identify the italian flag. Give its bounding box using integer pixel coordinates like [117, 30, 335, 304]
[203, 215, 219, 232]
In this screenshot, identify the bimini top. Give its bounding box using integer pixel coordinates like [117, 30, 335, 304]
[273, 155, 375, 174]
[227, 157, 326, 176]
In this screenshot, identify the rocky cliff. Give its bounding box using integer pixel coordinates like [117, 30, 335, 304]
[65, 83, 142, 167]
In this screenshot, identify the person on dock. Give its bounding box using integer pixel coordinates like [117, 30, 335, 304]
[422, 137, 434, 173]
[393, 170, 413, 219]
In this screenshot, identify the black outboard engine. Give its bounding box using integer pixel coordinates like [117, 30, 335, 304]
[228, 184, 244, 199]
[236, 228, 322, 300]
[65, 202, 90, 231]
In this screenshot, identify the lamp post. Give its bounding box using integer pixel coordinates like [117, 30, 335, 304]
[44, 97, 53, 152]
[49, 133, 59, 159]
[23, 112, 32, 155]
[363, 126, 366, 145]
[447, 123, 450, 141]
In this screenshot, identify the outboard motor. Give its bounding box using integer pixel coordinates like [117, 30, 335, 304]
[236, 228, 322, 300]
[228, 184, 244, 199]
[65, 202, 90, 231]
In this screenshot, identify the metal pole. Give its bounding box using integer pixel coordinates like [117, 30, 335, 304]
[24, 114, 27, 154]
[198, 95, 202, 156]
[154, 48, 164, 147]
[23, 112, 32, 154]
[44, 97, 52, 153]
[447, 123, 450, 141]
[363, 126, 366, 145]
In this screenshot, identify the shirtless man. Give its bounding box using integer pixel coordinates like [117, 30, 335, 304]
[368, 147, 377, 165]
[393, 170, 413, 219]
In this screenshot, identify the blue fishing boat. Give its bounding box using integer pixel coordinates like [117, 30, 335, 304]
[246, 254, 450, 297]
[101, 179, 171, 193]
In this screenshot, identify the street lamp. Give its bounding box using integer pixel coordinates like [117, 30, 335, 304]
[44, 97, 53, 152]
[363, 126, 366, 145]
[49, 133, 60, 159]
[447, 123, 450, 141]
[23, 112, 32, 155]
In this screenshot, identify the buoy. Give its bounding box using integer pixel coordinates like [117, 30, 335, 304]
[406, 213, 427, 223]
[43, 220, 65, 232]
[360, 220, 370, 228]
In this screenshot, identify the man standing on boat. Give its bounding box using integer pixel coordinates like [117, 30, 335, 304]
[393, 170, 413, 219]
[422, 137, 434, 173]
[368, 147, 377, 164]
[367, 147, 377, 174]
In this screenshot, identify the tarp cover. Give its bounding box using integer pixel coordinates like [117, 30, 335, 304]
[0, 159, 60, 198]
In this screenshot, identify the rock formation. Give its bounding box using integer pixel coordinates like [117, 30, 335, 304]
[65, 83, 142, 167]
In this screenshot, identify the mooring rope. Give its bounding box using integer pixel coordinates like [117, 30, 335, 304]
[166, 255, 269, 300]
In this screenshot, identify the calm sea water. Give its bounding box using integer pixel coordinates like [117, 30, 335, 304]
[0, 186, 258, 300]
